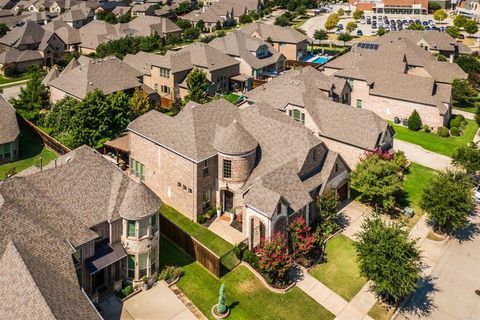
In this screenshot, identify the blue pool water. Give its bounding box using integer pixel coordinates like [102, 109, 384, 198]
[302, 53, 315, 61]
[312, 56, 330, 64]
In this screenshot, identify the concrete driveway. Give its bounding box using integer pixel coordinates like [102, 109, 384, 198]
[394, 139, 452, 171]
[396, 208, 480, 320]
[121, 282, 197, 320]
[339, 201, 374, 241]
[1, 84, 25, 101]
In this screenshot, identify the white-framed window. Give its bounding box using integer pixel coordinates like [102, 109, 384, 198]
[139, 253, 148, 278]
[128, 255, 135, 278]
[139, 218, 148, 238]
[159, 67, 170, 78]
[202, 189, 211, 211]
[356, 99, 363, 108]
[289, 109, 305, 125]
[131, 158, 145, 181]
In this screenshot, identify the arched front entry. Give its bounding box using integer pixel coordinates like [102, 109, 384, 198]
[250, 217, 265, 249]
[273, 216, 287, 236]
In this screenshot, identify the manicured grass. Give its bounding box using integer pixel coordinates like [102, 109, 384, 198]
[0, 73, 32, 85]
[160, 205, 233, 256]
[401, 163, 437, 228]
[368, 301, 395, 320]
[160, 236, 335, 320]
[223, 93, 241, 104]
[454, 106, 477, 114]
[0, 127, 57, 180]
[309, 235, 366, 301]
[391, 120, 478, 157]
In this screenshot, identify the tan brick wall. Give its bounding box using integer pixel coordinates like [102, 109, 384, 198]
[320, 136, 366, 169]
[129, 132, 198, 219]
[218, 151, 256, 183]
[49, 86, 72, 103]
[273, 40, 307, 61]
[110, 219, 122, 244]
[348, 78, 448, 127]
[195, 156, 218, 213]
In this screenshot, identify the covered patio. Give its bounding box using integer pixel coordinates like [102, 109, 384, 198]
[103, 133, 130, 171]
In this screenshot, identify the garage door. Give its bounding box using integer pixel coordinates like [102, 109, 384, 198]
[337, 183, 349, 202]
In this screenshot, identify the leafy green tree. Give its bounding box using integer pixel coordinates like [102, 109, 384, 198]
[408, 109, 422, 131]
[70, 90, 131, 148]
[454, 15, 469, 28]
[117, 14, 131, 23]
[337, 8, 344, 16]
[353, 9, 363, 20]
[446, 25, 461, 38]
[0, 23, 9, 37]
[337, 32, 352, 43]
[176, 18, 192, 30]
[428, 2, 441, 12]
[452, 78, 477, 107]
[377, 27, 386, 36]
[295, 5, 306, 16]
[59, 51, 80, 69]
[96, 11, 117, 24]
[274, 15, 290, 26]
[406, 23, 424, 30]
[355, 217, 421, 303]
[10, 71, 49, 121]
[464, 19, 478, 35]
[350, 154, 402, 210]
[433, 9, 447, 22]
[215, 20, 222, 30]
[130, 87, 154, 119]
[183, 27, 201, 40]
[314, 29, 328, 40]
[452, 142, 480, 174]
[325, 13, 340, 31]
[196, 19, 205, 31]
[185, 69, 210, 104]
[420, 170, 472, 233]
[346, 21, 357, 33]
[316, 189, 340, 236]
[43, 97, 80, 136]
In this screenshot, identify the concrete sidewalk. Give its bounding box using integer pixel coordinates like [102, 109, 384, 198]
[208, 218, 246, 245]
[394, 139, 452, 171]
[292, 265, 374, 320]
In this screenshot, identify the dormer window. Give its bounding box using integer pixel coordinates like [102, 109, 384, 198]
[289, 109, 305, 125]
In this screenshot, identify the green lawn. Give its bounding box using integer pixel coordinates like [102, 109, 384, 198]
[391, 120, 478, 157]
[0, 127, 57, 180]
[160, 205, 233, 256]
[454, 106, 477, 114]
[368, 301, 395, 320]
[0, 73, 32, 85]
[223, 93, 241, 104]
[402, 163, 437, 210]
[161, 236, 335, 320]
[309, 235, 366, 301]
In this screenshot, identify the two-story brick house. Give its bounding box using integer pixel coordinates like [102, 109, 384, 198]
[127, 100, 350, 248]
[0, 146, 161, 318]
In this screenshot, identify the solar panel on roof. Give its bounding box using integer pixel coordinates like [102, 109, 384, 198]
[357, 42, 379, 50]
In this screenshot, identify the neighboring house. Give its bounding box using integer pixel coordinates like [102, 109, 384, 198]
[0, 96, 19, 164]
[0, 48, 44, 74]
[0, 21, 66, 65]
[376, 30, 472, 60]
[323, 37, 468, 128]
[77, 16, 181, 54]
[112, 5, 131, 16]
[43, 20, 81, 52]
[243, 66, 394, 168]
[124, 42, 240, 100]
[0, 145, 161, 318]
[456, 0, 480, 20]
[57, 6, 94, 28]
[49, 0, 80, 13]
[131, 3, 155, 16]
[240, 22, 308, 61]
[350, 0, 428, 14]
[183, 0, 259, 32]
[128, 99, 350, 248]
[209, 30, 286, 81]
[46, 55, 144, 102]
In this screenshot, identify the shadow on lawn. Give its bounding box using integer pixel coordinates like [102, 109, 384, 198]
[18, 125, 44, 160]
[401, 275, 438, 317]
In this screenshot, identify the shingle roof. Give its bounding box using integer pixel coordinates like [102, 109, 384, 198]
[245, 67, 389, 150]
[240, 22, 307, 44]
[129, 99, 346, 218]
[213, 119, 258, 155]
[47, 55, 143, 98]
[0, 145, 160, 319]
[183, 0, 258, 22]
[0, 20, 49, 48]
[176, 42, 239, 72]
[0, 48, 43, 64]
[209, 31, 285, 70]
[0, 96, 19, 144]
[123, 50, 194, 75]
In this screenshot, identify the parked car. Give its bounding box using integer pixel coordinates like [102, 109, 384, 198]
[337, 24, 344, 30]
[422, 21, 428, 26]
[357, 29, 363, 36]
[458, 33, 465, 39]
[367, 19, 371, 24]
[372, 15, 377, 20]
[361, 19, 365, 24]
[425, 26, 430, 30]
[391, 25, 397, 31]
[474, 185, 480, 203]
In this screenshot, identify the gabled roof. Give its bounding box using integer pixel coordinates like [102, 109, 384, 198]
[0, 21, 50, 48]
[245, 67, 390, 150]
[209, 31, 285, 69]
[0, 146, 160, 319]
[0, 48, 43, 64]
[183, 0, 258, 22]
[47, 56, 143, 98]
[0, 96, 19, 144]
[240, 22, 308, 44]
[176, 42, 239, 72]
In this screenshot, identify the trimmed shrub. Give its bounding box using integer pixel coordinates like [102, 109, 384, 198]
[408, 110, 422, 131]
[197, 214, 207, 224]
[449, 114, 465, 129]
[437, 126, 450, 137]
[233, 242, 248, 260]
[422, 124, 431, 133]
[243, 249, 259, 267]
[450, 127, 460, 136]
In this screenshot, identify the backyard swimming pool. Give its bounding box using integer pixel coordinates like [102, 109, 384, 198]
[312, 56, 330, 64]
[301, 53, 332, 65]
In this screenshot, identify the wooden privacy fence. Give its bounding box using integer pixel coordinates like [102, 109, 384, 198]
[17, 115, 71, 155]
[159, 213, 222, 278]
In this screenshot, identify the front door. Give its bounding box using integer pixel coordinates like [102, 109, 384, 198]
[224, 191, 234, 212]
